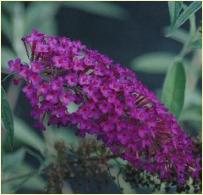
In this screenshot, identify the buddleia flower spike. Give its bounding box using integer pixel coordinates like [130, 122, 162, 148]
[8, 30, 201, 185]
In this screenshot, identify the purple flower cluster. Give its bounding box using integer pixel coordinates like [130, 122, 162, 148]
[8, 30, 201, 185]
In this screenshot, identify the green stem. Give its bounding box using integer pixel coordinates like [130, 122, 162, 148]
[12, 3, 25, 58]
[178, 4, 196, 59]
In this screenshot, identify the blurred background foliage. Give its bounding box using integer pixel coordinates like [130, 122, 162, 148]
[1, 1, 202, 194]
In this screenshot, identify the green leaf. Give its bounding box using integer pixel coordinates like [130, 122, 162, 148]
[184, 90, 201, 108]
[2, 14, 13, 43]
[2, 159, 45, 193]
[67, 102, 81, 114]
[1, 87, 14, 150]
[131, 52, 175, 73]
[12, 3, 27, 60]
[25, 2, 59, 35]
[168, 2, 182, 25]
[161, 61, 186, 118]
[180, 107, 201, 123]
[174, 1, 202, 29]
[191, 38, 202, 49]
[63, 2, 128, 20]
[3, 148, 26, 170]
[22, 173, 46, 191]
[2, 47, 16, 70]
[2, 1, 15, 14]
[14, 117, 46, 155]
[164, 27, 189, 43]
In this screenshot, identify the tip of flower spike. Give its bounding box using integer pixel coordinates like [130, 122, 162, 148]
[22, 29, 45, 45]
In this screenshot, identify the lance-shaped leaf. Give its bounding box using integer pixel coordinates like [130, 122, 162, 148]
[25, 2, 59, 35]
[168, 1, 182, 25]
[1, 87, 14, 149]
[131, 52, 175, 73]
[161, 61, 186, 118]
[63, 2, 128, 20]
[14, 117, 46, 155]
[174, 1, 202, 29]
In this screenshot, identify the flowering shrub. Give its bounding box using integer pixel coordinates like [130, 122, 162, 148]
[8, 30, 201, 186]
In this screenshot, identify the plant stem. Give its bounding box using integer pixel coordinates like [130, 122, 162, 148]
[178, 5, 196, 59]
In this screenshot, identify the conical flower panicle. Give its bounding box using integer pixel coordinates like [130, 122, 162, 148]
[8, 30, 201, 185]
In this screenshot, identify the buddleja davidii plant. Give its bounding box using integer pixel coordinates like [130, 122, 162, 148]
[7, 27, 201, 189]
[2, 2, 202, 194]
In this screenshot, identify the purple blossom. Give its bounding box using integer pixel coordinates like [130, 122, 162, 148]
[8, 58, 22, 72]
[8, 30, 201, 185]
